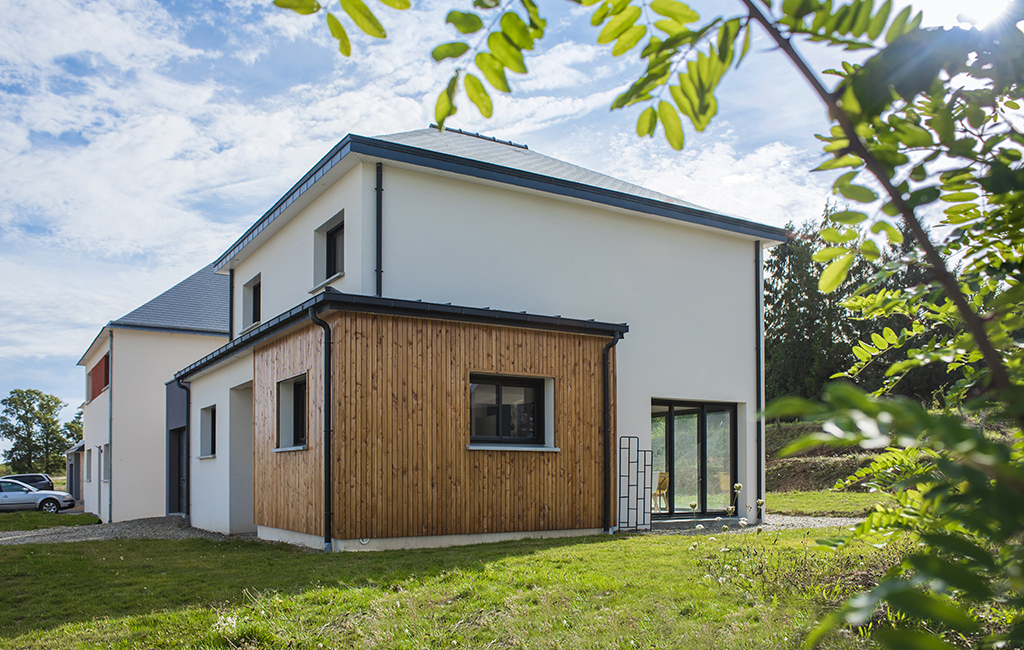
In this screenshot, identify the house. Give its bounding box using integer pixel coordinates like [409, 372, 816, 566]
[72, 264, 228, 522]
[163, 126, 787, 550]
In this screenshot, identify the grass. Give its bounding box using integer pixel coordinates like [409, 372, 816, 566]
[0, 529, 891, 649]
[766, 491, 890, 517]
[0, 511, 100, 531]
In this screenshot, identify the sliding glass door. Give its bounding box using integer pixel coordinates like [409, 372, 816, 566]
[651, 400, 737, 517]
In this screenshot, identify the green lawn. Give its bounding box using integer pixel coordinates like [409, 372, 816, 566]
[766, 491, 890, 517]
[0, 530, 890, 649]
[0, 511, 100, 531]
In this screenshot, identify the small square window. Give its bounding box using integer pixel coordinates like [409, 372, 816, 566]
[470, 375, 544, 445]
[200, 405, 216, 457]
[278, 374, 307, 449]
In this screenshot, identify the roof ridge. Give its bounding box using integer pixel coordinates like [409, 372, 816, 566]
[427, 124, 528, 149]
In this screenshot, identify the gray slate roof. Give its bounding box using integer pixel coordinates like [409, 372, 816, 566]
[109, 263, 229, 335]
[376, 128, 707, 211]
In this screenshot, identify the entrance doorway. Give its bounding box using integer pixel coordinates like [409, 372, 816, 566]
[651, 400, 737, 517]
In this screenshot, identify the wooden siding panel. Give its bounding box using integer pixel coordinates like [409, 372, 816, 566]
[252, 313, 616, 539]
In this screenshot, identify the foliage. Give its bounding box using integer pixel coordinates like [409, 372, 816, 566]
[765, 215, 957, 403]
[0, 390, 80, 475]
[1, 532, 885, 649]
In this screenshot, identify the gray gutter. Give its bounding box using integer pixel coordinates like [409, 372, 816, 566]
[213, 135, 789, 271]
[176, 288, 629, 382]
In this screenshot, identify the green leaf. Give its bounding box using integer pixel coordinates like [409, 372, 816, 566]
[813, 247, 852, 263]
[341, 0, 386, 37]
[813, 154, 863, 170]
[637, 106, 657, 137]
[474, 52, 510, 92]
[821, 227, 857, 244]
[885, 5, 911, 44]
[892, 118, 934, 147]
[886, 590, 979, 632]
[867, 0, 891, 39]
[431, 42, 470, 61]
[434, 74, 459, 128]
[488, 32, 527, 73]
[836, 183, 878, 203]
[612, 24, 646, 56]
[650, 0, 699, 23]
[860, 239, 881, 261]
[763, 396, 823, 419]
[882, 327, 898, 344]
[829, 210, 867, 225]
[274, 0, 321, 14]
[377, 0, 410, 9]
[598, 5, 641, 44]
[326, 12, 352, 56]
[446, 10, 484, 33]
[989, 283, 1024, 312]
[820, 251, 855, 293]
[870, 220, 903, 244]
[464, 74, 493, 118]
[501, 12, 534, 49]
[658, 100, 684, 150]
[871, 332, 889, 349]
[906, 186, 940, 208]
[474, 0, 501, 7]
[853, 345, 871, 361]
[737, 22, 751, 67]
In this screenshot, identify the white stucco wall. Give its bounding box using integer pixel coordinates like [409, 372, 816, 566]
[188, 354, 256, 535]
[218, 158, 772, 527]
[80, 342, 110, 519]
[108, 329, 228, 522]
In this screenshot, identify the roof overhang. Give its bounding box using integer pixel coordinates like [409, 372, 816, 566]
[176, 287, 628, 382]
[213, 134, 789, 272]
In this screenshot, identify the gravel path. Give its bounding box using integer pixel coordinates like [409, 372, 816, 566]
[0, 513, 862, 546]
[0, 516, 241, 546]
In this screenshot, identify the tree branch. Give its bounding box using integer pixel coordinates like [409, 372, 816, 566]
[740, 0, 1013, 394]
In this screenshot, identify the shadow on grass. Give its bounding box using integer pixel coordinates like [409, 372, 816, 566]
[0, 531, 621, 639]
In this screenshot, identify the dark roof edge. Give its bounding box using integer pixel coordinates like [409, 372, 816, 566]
[176, 288, 628, 381]
[106, 322, 229, 337]
[213, 134, 788, 269]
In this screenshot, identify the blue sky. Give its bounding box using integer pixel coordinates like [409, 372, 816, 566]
[0, 0, 1011, 447]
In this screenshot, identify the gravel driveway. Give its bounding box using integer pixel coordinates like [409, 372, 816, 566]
[0, 513, 860, 547]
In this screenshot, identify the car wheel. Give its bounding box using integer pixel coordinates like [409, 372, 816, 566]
[40, 499, 59, 514]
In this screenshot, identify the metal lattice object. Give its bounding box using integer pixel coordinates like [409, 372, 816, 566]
[617, 436, 652, 531]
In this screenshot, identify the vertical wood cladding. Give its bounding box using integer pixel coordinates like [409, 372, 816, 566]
[253, 312, 616, 540]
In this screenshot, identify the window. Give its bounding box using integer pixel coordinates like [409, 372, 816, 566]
[277, 374, 307, 449]
[85, 449, 92, 481]
[470, 375, 543, 445]
[326, 222, 344, 278]
[200, 405, 216, 457]
[102, 444, 111, 481]
[313, 210, 345, 288]
[243, 274, 261, 329]
[86, 354, 109, 402]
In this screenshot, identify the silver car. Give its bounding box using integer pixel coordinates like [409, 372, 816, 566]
[0, 478, 76, 513]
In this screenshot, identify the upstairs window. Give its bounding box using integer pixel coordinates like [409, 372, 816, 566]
[326, 222, 344, 278]
[277, 374, 307, 449]
[243, 274, 261, 330]
[470, 375, 543, 445]
[87, 354, 110, 402]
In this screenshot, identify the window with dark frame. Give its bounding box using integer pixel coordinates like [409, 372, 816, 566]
[200, 405, 217, 457]
[326, 222, 344, 278]
[292, 378, 307, 446]
[277, 374, 308, 449]
[251, 281, 261, 325]
[469, 375, 543, 445]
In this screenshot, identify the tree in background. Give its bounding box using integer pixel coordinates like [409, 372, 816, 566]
[765, 212, 958, 404]
[0, 389, 80, 475]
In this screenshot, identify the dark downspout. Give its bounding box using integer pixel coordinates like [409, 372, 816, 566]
[107, 331, 113, 523]
[602, 332, 622, 534]
[174, 377, 191, 526]
[375, 162, 383, 297]
[309, 307, 333, 552]
[229, 269, 235, 340]
[754, 241, 764, 522]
